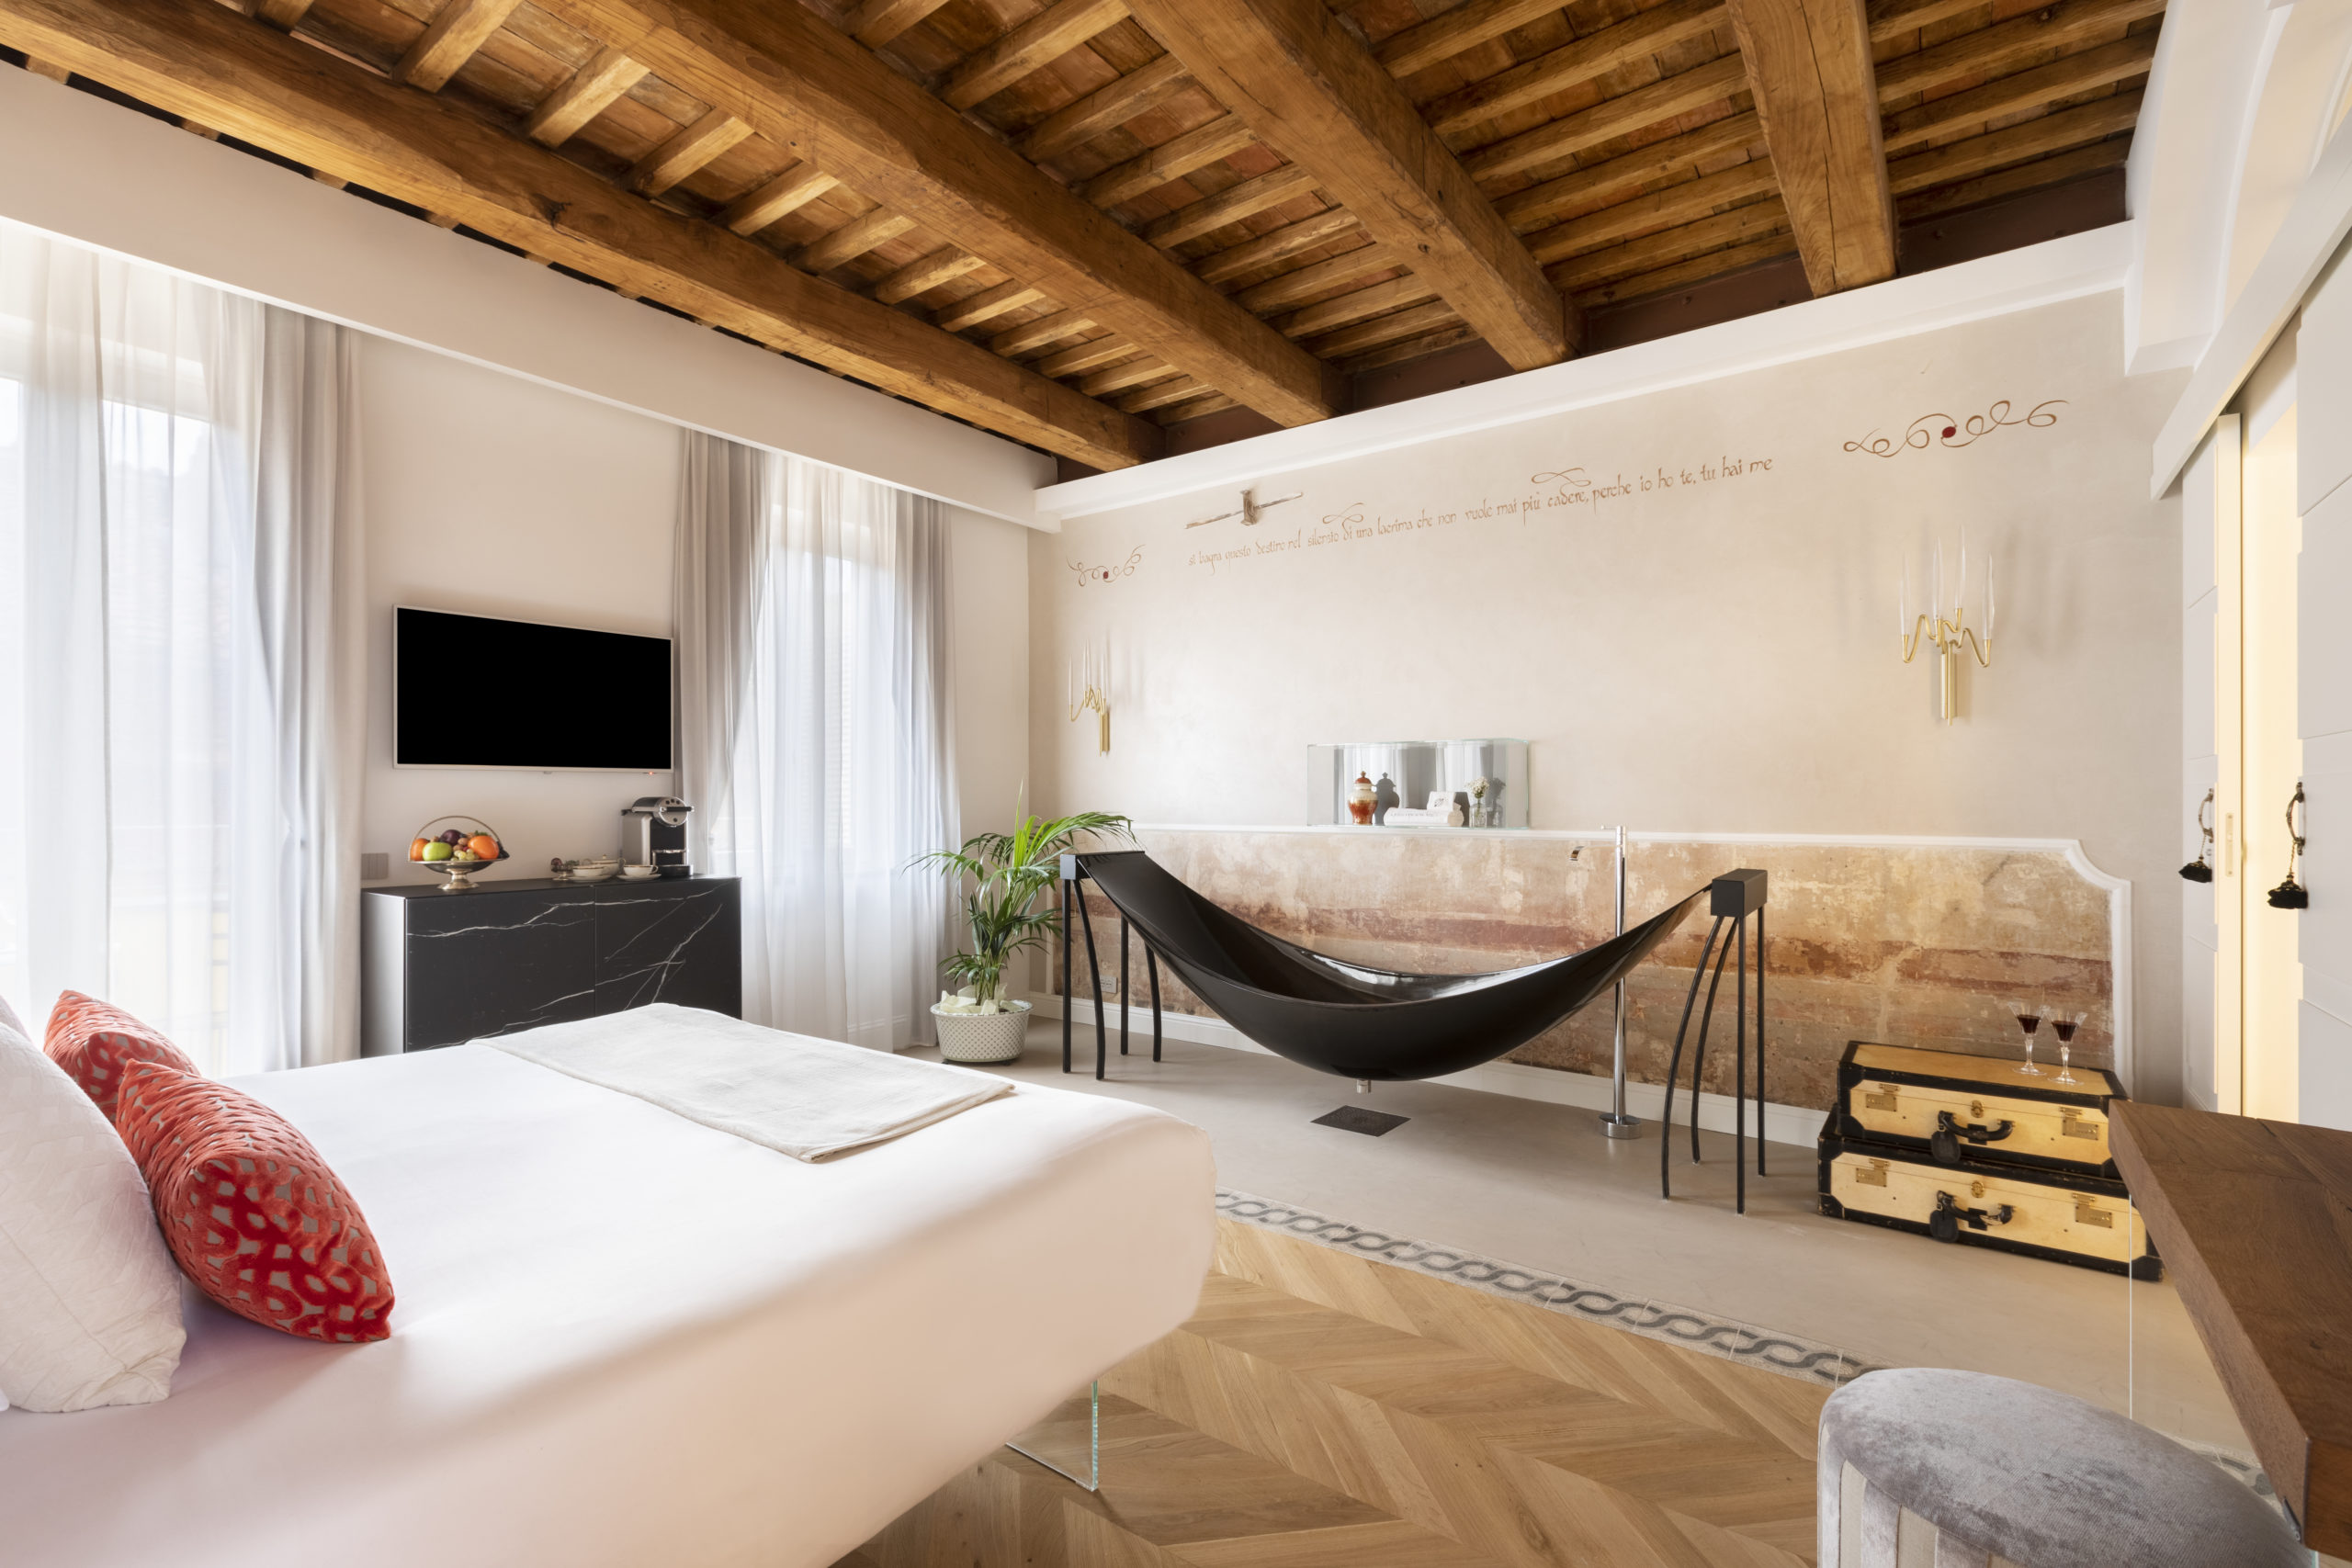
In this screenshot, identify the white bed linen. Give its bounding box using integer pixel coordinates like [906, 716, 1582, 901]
[0, 1044, 1216, 1568]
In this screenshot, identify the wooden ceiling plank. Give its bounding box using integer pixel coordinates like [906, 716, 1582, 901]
[1463, 52, 1750, 184]
[1570, 225, 1798, 304]
[1893, 130, 2127, 219]
[1376, 0, 1566, 80]
[1526, 158, 1781, 261]
[526, 43, 650, 146]
[395, 0, 524, 92]
[1155, 390, 1238, 423]
[629, 106, 752, 195]
[1337, 321, 1479, 373]
[1143, 164, 1320, 248]
[1723, 0, 1895, 294]
[942, 0, 1134, 111]
[1881, 30, 2155, 155]
[1080, 112, 1259, 207]
[722, 163, 840, 235]
[1082, 355, 1180, 393]
[1235, 240, 1396, 311]
[1019, 51, 1190, 161]
[1119, 373, 1213, 412]
[1192, 205, 1361, 284]
[991, 308, 1097, 355]
[254, 0, 315, 24]
[20, 51, 65, 79]
[1126, 0, 1570, 368]
[851, 0, 954, 48]
[1306, 297, 1460, 357]
[536, 0, 1341, 424]
[797, 208, 919, 272]
[876, 246, 986, 302]
[1496, 110, 1763, 231]
[1038, 335, 1141, 376]
[5, 0, 1159, 468]
[1872, 0, 2167, 107]
[1884, 87, 2139, 195]
[937, 279, 1046, 330]
[1544, 192, 1790, 287]
[1427, 0, 1729, 139]
[1867, 0, 1990, 42]
[1276, 273, 1442, 337]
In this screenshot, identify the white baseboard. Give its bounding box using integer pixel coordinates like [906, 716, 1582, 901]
[1027, 993, 1825, 1148]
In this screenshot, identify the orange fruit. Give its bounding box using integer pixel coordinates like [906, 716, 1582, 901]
[467, 833, 499, 862]
[409, 839, 430, 862]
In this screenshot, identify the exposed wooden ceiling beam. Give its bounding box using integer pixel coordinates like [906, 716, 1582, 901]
[395, 0, 521, 92]
[538, 0, 1342, 424]
[1337, 321, 1478, 374]
[19, 50, 64, 79]
[721, 163, 838, 235]
[1571, 224, 1796, 305]
[1462, 53, 1749, 184]
[849, 0, 952, 47]
[1019, 51, 1189, 161]
[1894, 132, 2127, 220]
[1083, 356, 1177, 394]
[875, 246, 984, 303]
[1079, 113, 1258, 207]
[1125, 0, 1571, 369]
[1495, 112, 1763, 231]
[1867, 0, 1993, 42]
[3, 0, 1160, 468]
[936, 280, 1045, 331]
[1142, 164, 1320, 248]
[1526, 160, 1781, 263]
[1425, 0, 1728, 140]
[1545, 194, 1791, 289]
[1872, 0, 2165, 107]
[628, 106, 750, 195]
[1235, 241, 1395, 311]
[254, 0, 314, 27]
[1306, 298, 1458, 358]
[992, 309, 1095, 356]
[1193, 205, 1361, 284]
[1723, 0, 1894, 294]
[1036, 335, 1138, 376]
[1882, 31, 2154, 156]
[525, 44, 648, 146]
[1884, 87, 2139, 196]
[1120, 374, 1214, 412]
[1376, 0, 1565, 80]
[942, 0, 1131, 111]
[1276, 273, 1441, 338]
[797, 207, 917, 272]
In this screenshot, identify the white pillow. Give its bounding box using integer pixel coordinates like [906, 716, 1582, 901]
[0, 1005, 184, 1411]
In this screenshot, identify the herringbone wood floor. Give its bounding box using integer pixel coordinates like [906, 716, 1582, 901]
[841, 1219, 1827, 1567]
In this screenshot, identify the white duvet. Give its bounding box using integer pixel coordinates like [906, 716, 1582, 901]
[0, 1041, 1216, 1568]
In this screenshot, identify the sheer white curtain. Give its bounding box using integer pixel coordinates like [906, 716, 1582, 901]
[0, 230, 362, 1075]
[677, 432, 957, 1050]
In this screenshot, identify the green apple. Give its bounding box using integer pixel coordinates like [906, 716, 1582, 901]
[423, 840, 453, 862]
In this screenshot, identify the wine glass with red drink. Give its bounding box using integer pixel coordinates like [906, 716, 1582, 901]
[2013, 1002, 2048, 1076]
[2052, 1012, 2085, 1084]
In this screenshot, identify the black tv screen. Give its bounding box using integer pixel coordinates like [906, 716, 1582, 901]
[395, 607, 672, 770]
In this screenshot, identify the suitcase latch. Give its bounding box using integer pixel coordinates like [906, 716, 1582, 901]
[1930, 1110, 2018, 1164]
[2074, 1200, 2115, 1228]
[1929, 1190, 2016, 1242]
[1853, 1159, 1889, 1188]
[2059, 1107, 2102, 1141]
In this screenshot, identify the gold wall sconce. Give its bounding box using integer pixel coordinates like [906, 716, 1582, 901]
[1069, 639, 1110, 755]
[1899, 534, 1995, 724]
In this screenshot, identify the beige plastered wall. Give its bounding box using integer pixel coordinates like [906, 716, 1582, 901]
[1027, 292, 2192, 1102]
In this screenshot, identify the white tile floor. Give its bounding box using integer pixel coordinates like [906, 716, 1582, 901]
[912, 1021, 2250, 1455]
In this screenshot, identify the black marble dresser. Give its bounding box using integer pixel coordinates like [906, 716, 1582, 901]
[361, 876, 741, 1055]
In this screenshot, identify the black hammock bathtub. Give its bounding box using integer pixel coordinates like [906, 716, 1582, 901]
[1058, 849, 1704, 1084]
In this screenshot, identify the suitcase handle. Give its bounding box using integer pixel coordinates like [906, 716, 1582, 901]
[1928, 1190, 2016, 1242]
[1929, 1110, 2017, 1164]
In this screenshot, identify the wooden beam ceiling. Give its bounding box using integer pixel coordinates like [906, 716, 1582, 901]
[1723, 0, 1895, 295]
[538, 0, 1342, 426]
[394, 0, 521, 93]
[523, 44, 647, 147]
[0, 0, 1161, 468]
[1123, 0, 1573, 369]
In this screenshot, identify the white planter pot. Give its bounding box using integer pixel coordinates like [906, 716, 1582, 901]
[932, 999, 1032, 1064]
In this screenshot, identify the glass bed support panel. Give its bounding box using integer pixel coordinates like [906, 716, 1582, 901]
[1004, 1381, 1098, 1492]
[1309, 739, 1529, 828]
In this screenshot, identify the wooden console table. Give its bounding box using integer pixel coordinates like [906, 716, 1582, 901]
[2109, 1101, 2352, 1555]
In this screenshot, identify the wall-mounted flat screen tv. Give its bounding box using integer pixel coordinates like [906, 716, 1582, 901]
[395, 607, 672, 771]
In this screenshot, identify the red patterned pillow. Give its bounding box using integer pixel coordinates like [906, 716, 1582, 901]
[44, 990, 198, 1123]
[116, 1062, 394, 1343]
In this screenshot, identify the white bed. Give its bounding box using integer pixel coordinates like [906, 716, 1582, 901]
[0, 1040, 1216, 1568]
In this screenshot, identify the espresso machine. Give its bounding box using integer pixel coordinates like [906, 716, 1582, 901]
[621, 796, 692, 877]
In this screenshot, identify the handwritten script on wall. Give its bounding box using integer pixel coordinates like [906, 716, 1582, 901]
[1183, 455, 1777, 574]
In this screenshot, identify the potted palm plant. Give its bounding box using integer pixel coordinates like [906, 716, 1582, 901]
[919, 810, 1132, 1064]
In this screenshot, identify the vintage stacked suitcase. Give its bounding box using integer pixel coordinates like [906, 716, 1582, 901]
[1818, 1040, 2161, 1279]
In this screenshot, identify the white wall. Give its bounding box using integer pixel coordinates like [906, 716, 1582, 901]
[1029, 290, 2190, 1100]
[359, 339, 1032, 889]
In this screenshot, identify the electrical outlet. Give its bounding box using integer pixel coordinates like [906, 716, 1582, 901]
[359, 852, 390, 882]
[1100, 972, 1119, 996]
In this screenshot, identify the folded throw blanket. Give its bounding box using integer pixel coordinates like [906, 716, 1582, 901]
[485, 1004, 1012, 1160]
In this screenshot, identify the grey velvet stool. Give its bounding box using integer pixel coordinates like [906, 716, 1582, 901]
[1818, 1368, 2305, 1568]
